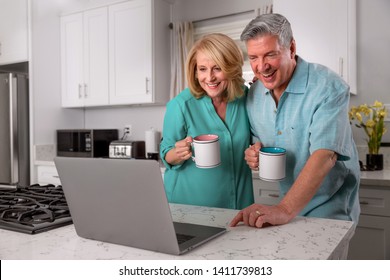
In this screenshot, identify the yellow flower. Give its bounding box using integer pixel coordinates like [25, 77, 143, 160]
[366, 119, 375, 128]
[373, 100, 383, 108]
[349, 101, 388, 154]
[355, 112, 362, 123]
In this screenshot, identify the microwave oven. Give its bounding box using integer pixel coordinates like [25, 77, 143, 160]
[57, 129, 118, 157]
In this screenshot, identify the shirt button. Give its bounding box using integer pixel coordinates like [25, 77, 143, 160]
[274, 109, 277, 114]
[277, 130, 282, 135]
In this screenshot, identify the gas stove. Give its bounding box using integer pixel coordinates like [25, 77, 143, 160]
[0, 184, 72, 234]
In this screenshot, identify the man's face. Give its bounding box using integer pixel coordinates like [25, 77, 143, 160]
[246, 34, 296, 97]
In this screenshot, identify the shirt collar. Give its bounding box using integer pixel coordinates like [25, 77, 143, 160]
[285, 55, 308, 94]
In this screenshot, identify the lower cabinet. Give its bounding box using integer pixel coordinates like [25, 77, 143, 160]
[37, 165, 61, 186]
[252, 177, 281, 205]
[348, 184, 390, 260]
[348, 214, 390, 259]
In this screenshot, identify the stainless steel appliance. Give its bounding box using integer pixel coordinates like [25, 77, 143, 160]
[0, 184, 72, 234]
[109, 140, 145, 159]
[0, 71, 30, 187]
[57, 129, 118, 157]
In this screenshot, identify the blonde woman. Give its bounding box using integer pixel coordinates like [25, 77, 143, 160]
[160, 33, 253, 209]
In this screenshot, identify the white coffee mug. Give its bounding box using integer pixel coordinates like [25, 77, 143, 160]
[259, 147, 286, 181]
[191, 134, 221, 168]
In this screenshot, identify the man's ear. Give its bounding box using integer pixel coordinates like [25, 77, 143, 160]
[290, 39, 296, 59]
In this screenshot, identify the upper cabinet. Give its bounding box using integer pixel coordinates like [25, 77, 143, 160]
[60, 0, 171, 108]
[61, 7, 109, 107]
[0, 0, 29, 65]
[273, 0, 357, 94]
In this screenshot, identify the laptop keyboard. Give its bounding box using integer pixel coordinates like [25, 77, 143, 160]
[176, 233, 195, 244]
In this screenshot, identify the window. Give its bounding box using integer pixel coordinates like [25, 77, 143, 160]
[193, 11, 255, 87]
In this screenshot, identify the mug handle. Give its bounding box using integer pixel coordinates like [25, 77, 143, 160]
[191, 142, 196, 162]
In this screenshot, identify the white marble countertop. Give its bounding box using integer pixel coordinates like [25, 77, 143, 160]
[360, 169, 390, 187]
[0, 204, 354, 260]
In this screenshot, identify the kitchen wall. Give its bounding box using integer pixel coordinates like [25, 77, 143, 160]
[31, 0, 390, 150]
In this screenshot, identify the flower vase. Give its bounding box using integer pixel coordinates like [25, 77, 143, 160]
[366, 154, 383, 170]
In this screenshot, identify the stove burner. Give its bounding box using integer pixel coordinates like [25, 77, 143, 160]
[0, 184, 72, 234]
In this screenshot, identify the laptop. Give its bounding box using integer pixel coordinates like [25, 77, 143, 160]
[54, 157, 226, 255]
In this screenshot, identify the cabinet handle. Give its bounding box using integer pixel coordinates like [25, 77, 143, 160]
[339, 57, 344, 78]
[0, 42, 2, 56]
[84, 83, 88, 98]
[268, 194, 280, 198]
[145, 77, 150, 94]
[78, 84, 82, 98]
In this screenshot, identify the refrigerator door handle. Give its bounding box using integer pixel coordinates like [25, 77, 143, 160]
[9, 74, 19, 184]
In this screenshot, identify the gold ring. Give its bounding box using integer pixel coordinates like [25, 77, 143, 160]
[255, 210, 261, 216]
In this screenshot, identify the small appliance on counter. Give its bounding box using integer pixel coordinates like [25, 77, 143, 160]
[145, 127, 161, 161]
[57, 129, 118, 158]
[109, 140, 145, 159]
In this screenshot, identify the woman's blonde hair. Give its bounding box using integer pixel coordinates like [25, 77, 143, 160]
[186, 33, 245, 102]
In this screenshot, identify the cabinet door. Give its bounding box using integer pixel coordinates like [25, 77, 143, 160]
[359, 187, 390, 217]
[252, 177, 281, 205]
[37, 165, 61, 186]
[348, 214, 390, 260]
[273, 0, 357, 93]
[108, 0, 153, 105]
[0, 0, 28, 64]
[61, 8, 109, 108]
[83, 7, 109, 106]
[60, 13, 84, 107]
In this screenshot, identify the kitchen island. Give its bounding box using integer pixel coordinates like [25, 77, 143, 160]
[0, 203, 354, 260]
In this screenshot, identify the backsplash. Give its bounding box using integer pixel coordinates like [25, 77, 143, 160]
[356, 145, 390, 170]
[34, 144, 56, 162]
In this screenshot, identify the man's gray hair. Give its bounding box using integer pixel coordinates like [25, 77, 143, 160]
[240, 13, 294, 48]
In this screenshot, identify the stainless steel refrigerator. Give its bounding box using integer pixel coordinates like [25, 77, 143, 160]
[0, 72, 30, 187]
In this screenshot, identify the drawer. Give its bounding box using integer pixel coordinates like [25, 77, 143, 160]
[37, 165, 61, 186]
[252, 179, 281, 205]
[359, 187, 390, 217]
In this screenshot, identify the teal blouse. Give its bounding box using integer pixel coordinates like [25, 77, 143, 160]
[160, 88, 254, 210]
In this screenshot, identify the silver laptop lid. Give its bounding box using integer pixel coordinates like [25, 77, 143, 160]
[54, 157, 181, 255]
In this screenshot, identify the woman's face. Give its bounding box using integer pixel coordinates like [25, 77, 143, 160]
[195, 51, 228, 100]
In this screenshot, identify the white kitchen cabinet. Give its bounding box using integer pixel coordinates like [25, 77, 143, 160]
[252, 176, 281, 205]
[60, 7, 109, 107]
[0, 0, 29, 65]
[60, 0, 171, 107]
[108, 0, 170, 105]
[37, 165, 61, 186]
[273, 0, 357, 94]
[348, 185, 390, 259]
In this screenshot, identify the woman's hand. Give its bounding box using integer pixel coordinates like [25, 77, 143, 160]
[165, 136, 193, 165]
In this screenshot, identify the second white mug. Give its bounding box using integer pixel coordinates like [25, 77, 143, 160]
[259, 147, 286, 181]
[191, 134, 221, 168]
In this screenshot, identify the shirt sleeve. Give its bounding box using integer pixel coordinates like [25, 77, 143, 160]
[309, 83, 353, 161]
[159, 98, 188, 169]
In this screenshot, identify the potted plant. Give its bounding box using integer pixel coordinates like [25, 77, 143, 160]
[349, 101, 388, 170]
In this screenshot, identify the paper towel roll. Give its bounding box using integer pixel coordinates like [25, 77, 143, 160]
[145, 128, 161, 155]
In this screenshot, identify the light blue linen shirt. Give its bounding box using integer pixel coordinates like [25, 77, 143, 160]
[247, 56, 360, 222]
[160, 88, 254, 210]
